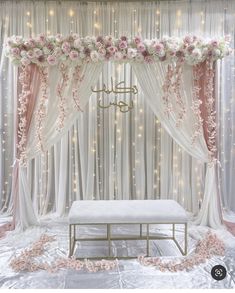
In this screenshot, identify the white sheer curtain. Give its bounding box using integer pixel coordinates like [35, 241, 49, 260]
[17, 62, 103, 226]
[0, 0, 234, 225]
[133, 62, 222, 228]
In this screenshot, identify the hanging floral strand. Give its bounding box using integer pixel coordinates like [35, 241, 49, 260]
[35, 66, 49, 152]
[191, 64, 203, 144]
[205, 58, 217, 160]
[173, 59, 186, 127]
[17, 65, 31, 166]
[56, 63, 69, 131]
[72, 65, 84, 111]
[162, 64, 174, 116]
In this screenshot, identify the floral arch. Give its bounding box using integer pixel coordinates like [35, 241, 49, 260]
[3, 33, 232, 231]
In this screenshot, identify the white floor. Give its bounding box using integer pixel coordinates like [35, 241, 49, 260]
[0, 218, 234, 289]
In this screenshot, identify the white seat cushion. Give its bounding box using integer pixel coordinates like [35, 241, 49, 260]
[68, 200, 187, 224]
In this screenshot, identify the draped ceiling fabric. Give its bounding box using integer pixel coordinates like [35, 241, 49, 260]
[0, 0, 235, 232]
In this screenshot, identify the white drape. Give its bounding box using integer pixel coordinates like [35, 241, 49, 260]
[27, 62, 103, 159]
[17, 62, 103, 226]
[132, 62, 223, 228]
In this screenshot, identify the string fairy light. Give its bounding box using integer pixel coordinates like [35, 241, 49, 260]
[49, 9, 54, 16]
[69, 9, 74, 17]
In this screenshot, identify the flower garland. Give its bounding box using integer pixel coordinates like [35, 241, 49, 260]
[191, 64, 203, 144]
[10, 234, 117, 273]
[35, 67, 49, 152]
[9, 232, 224, 274]
[138, 231, 225, 272]
[173, 59, 186, 127]
[162, 64, 174, 116]
[56, 63, 69, 131]
[5, 34, 231, 67]
[162, 60, 186, 127]
[17, 65, 31, 166]
[205, 58, 217, 160]
[72, 65, 84, 111]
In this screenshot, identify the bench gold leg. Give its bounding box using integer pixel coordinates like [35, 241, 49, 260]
[107, 224, 111, 257]
[184, 223, 187, 255]
[146, 224, 150, 256]
[69, 222, 187, 258]
[69, 224, 72, 257]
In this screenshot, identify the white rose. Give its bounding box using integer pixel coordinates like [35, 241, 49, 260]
[90, 51, 100, 62]
[135, 53, 144, 62]
[43, 47, 50, 54]
[127, 48, 137, 59]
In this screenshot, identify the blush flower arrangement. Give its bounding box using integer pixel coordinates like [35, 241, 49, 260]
[5, 34, 232, 67]
[9, 231, 225, 274]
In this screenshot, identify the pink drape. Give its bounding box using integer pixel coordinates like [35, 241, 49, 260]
[197, 61, 235, 236]
[0, 64, 40, 238]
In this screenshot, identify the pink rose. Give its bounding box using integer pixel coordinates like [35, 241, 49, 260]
[176, 50, 184, 58]
[120, 36, 127, 41]
[210, 40, 218, 47]
[47, 55, 57, 65]
[69, 50, 79, 60]
[134, 36, 142, 44]
[96, 36, 104, 43]
[184, 35, 194, 44]
[119, 40, 127, 50]
[28, 39, 36, 48]
[27, 50, 35, 59]
[137, 43, 146, 52]
[187, 45, 195, 53]
[155, 43, 164, 53]
[98, 48, 106, 56]
[38, 34, 46, 45]
[11, 47, 20, 56]
[61, 41, 71, 53]
[107, 46, 117, 54]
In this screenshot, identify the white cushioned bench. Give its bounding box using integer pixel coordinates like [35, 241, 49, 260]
[68, 200, 188, 259]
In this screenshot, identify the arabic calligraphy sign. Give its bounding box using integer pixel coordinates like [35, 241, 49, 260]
[91, 77, 137, 113]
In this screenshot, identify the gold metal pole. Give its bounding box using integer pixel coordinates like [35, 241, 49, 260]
[185, 223, 188, 255]
[146, 224, 149, 256]
[107, 224, 111, 256]
[140, 224, 142, 237]
[69, 224, 71, 257]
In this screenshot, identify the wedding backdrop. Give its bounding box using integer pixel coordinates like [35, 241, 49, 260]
[0, 0, 235, 290]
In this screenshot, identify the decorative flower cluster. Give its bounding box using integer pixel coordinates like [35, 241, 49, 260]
[17, 66, 31, 166]
[138, 231, 225, 272]
[5, 34, 232, 67]
[9, 234, 118, 273]
[9, 231, 225, 274]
